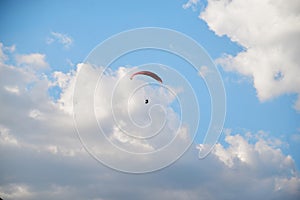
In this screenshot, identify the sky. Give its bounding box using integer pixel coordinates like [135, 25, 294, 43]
[0, 0, 300, 199]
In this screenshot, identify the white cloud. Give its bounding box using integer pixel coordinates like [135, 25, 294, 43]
[1, 129, 299, 200]
[4, 85, 20, 95]
[51, 69, 77, 114]
[294, 98, 300, 112]
[0, 42, 15, 62]
[275, 177, 300, 194]
[1, 43, 300, 199]
[28, 109, 44, 120]
[214, 131, 295, 175]
[1, 43, 190, 171]
[16, 53, 49, 70]
[109, 125, 155, 152]
[0, 42, 7, 61]
[198, 65, 211, 78]
[0, 184, 33, 200]
[0, 125, 19, 146]
[5, 44, 16, 53]
[200, 0, 300, 111]
[46, 145, 58, 154]
[47, 31, 73, 49]
[182, 0, 199, 10]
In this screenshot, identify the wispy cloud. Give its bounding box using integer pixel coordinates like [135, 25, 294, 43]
[0, 42, 15, 62]
[182, 0, 199, 10]
[198, 65, 211, 78]
[46, 31, 73, 49]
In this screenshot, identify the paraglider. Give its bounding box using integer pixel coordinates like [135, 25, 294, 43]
[130, 71, 163, 83]
[130, 71, 162, 105]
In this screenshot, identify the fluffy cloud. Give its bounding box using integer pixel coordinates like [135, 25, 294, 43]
[1, 41, 190, 171]
[1, 129, 299, 200]
[200, 0, 300, 111]
[16, 53, 49, 70]
[46, 31, 73, 49]
[0, 42, 299, 199]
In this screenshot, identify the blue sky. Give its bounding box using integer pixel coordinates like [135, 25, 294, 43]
[1, 0, 300, 199]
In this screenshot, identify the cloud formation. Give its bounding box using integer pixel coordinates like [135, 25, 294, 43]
[16, 53, 49, 70]
[182, 0, 199, 10]
[0, 42, 15, 62]
[46, 31, 73, 49]
[200, 0, 300, 111]
[0, 42, 299, 199]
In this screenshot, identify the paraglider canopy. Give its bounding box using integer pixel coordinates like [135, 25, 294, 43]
[130, 71, 163, 83]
